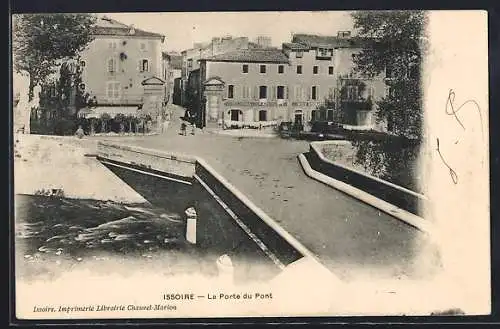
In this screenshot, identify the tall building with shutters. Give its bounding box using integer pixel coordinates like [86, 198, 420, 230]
[189, 32, 388, 130]
[77, 16, 166, 118]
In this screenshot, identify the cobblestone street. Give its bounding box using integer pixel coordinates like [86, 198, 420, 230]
[95, 105, 440, 281]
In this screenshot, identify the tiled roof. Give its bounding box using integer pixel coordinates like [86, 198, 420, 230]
[92, 16, 164, 39]
[162, 52, 183, 70]
[202, 49, 289, 63]
[282, 42, 310, 50]
[292, 34, 371, 48]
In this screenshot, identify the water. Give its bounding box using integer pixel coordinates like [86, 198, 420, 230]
[15, 194, 187, 259]
[15, 193, 280, 283]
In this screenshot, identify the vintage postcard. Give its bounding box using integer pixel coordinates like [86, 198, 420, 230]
[11, 10, 490, 320]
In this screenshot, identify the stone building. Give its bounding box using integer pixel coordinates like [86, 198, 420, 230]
[77, 16, 166, 119]
[188, 32, 388, 130]
[180, 36, 250, 105]
[161, 52, 182, 105]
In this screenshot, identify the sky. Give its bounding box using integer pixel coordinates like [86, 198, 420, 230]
[105, 11, 355, 53]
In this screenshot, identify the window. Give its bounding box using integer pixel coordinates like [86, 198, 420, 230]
[242, 64, 249, 73]
[259, 86, 267, 99]
[311, 86, 318, 100]
[278, 65, 284, 74]
[242, 86, 251, 98]
[296, 51, 303, 58]
[106, 81, 121, 100]
[296, 65, 302, 74]
[346, 85, 360, 100]
[294, 85, 307, 100]
[328, 66, 334, 75]
[187, 59, 193, 69]
[108, 41, 117, 49]
[139, 59, 150, 72]
[327, 109, 334, 121]
[316, 48, 332, 58]
[277, 86, 285, 99]
[140, 42, 148, 52]
[313, 66, 319, 74]
[228, 85, 234, 99]
[385, 65, 393, 79]
[260, 65, 266, 73]
[107, 58, 117, 73]
[80, 60, 86, 67]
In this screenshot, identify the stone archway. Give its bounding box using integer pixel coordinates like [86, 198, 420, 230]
[203, 77, 225, 125]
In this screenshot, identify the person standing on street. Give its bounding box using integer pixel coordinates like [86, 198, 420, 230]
[75, 125, 85, 139]
[180, 121, 187, 136]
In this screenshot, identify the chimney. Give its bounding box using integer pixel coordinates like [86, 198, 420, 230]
[337, 31, 351, 39]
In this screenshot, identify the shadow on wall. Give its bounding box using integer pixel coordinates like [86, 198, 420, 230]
[101, 163, 282, 284]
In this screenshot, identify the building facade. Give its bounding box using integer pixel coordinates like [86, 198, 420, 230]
[161, 52, 182, 105]
[180, 36, 250, 105]
[77, 16, 166, 118]
[190, 32, 388, 130]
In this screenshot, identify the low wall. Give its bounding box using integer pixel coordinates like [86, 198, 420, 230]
[97, 142, 196, 179]
[96, 142, 310, 268]
[307, 141, 427, 217]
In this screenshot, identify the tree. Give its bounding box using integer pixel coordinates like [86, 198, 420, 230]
[100, 113, 111, 133]
[349, 10, 426, 192]
[12, 14, 96, 101]
[114, 113, 126, 134]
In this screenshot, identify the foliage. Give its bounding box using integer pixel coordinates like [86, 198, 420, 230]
[12, 14, 96, 101]
[349, 10, 425, 192]
[53, 118, 77, 135]
[100, 113, 111, 133]
[351, 10, 425, 139]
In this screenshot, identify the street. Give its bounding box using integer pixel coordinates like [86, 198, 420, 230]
[96, 105, 440, 281]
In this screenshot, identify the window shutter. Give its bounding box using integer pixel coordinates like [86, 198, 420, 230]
[271, 85, 276, 100]
[285, 86, 288, 99]
[138, 60, 142, 72]
[316, 86, 320, 100]
[254, 86, 259, 99]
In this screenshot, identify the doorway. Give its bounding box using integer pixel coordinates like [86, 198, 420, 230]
[294, 111, 303, 125]
[230, 109, 240, 121]
[258, 110, 267, 122]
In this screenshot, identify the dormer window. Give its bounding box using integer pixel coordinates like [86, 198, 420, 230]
[316, 47, 333, 59]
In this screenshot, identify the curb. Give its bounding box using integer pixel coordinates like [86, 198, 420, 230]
[95, 141, 333, 277]
[298, 153, 434, 236]
[205, 130, 278, 139]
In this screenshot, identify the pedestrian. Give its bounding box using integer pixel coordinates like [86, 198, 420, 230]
[180, 122, 187, 136]
[75, 125, 85, 139]
[191, 122, 196, 135]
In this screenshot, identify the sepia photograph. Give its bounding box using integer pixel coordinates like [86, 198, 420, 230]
[11, 9, 490, 320]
